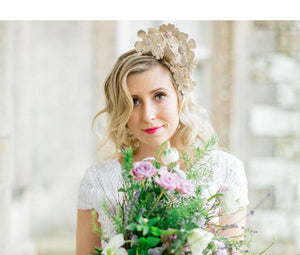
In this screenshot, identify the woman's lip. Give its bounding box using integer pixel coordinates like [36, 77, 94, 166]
[143, 126, 163, 134]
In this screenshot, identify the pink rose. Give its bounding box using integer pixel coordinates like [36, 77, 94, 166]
[154, 169, 180, 191]
[176, 178, 195, 195]
[131, 161, 157, 180]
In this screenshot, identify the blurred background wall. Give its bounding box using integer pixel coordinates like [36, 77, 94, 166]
[0, 20, 299, 255]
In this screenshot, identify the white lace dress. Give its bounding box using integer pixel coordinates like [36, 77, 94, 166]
[77, 150, 249, 240]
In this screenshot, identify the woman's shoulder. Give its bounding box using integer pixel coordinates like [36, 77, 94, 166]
[210, 149, 243, 169]
[86, 158, 121, 174]
[77, 158, 122, 210]
[81, 158, 122, 184]
[211, 149, 246, 180]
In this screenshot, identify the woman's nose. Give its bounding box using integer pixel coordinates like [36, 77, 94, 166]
[142, 102, 156, 122]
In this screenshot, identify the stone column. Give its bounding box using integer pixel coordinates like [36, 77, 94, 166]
[210, 21, 234, 149]
[0, 21, 12, 254]
[230, 21, 252, 160]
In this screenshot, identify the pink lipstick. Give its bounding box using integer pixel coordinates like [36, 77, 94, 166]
[143, 126, 163, 134]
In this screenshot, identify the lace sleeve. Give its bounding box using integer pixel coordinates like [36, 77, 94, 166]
[218, 151, 249, 207]
[77, 164, 104, 210]
[77, 159, 123, 240]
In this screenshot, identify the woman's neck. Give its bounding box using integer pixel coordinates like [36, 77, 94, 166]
[132, 142, 186, 169]
[133, 145, 162, 162]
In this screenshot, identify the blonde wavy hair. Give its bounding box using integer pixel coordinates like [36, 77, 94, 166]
[93, 49, 216, 157]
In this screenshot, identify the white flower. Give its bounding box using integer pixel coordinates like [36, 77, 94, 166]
[161, 147, 179, 165]
[219, 185, 241, 215]
[102, 234, 128, 255]
[173, 164, 186, 179]
[187, 228, 214, 255]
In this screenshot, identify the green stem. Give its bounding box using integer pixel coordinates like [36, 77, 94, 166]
[154, 141, 169, 165]
[141, 179, 145, 189]
[168, 193, 177, 209]
[151, 189, 165, 211]
[125, 239, 138, 245]
[258, 239, 275, 255]
[166, 141, 170, 149]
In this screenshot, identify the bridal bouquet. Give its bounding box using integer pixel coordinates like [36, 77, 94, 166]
[91, 137, 257, 255]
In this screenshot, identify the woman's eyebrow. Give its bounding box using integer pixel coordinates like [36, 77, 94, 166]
[131, 88, 168, 97]
[149, 88, 168, 94]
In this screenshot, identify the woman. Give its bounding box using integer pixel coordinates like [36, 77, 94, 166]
[76, 24, 249, 254]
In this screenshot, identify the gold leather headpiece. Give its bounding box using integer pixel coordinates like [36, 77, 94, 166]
[134, 23, 197, 94]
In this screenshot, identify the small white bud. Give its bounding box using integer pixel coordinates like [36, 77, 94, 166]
[161, 148, 179, 165]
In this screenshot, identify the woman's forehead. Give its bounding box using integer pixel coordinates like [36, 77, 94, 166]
[126, 66, 175, 94]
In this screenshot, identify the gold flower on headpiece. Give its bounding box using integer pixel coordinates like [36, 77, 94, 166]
[159, 24, 181, 36]
[134, 23, 198, 94]
[172, 67, 196, 94]
[134, 28, 166, 59]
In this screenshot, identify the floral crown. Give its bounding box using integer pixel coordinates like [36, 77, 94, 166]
[134, 23, 197, 94]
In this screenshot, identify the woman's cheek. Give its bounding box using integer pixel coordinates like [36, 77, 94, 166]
[127, 113, 137, 129]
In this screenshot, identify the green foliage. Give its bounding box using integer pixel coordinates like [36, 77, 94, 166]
[208, 193, 224, 202]
[167, 231, 186, 254]
[157, 195, 208, 232]
[114, 136, 221, 253]
[90, 246, 102, 255]
[121, 147, 134, 189]
[153, 161, 161, 169]
[183, 135, 217, 188]
[122, 147, 133, 171]
[139, 236, 161, 248]
[91, 210, 102, 237]
[114, 204, 125, 234]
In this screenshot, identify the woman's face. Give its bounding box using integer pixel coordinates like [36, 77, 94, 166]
[126, 65, 179, 150]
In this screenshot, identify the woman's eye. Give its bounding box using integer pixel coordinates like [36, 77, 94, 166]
[132, 98, 140, 106]
[155, 93, 166, 101]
